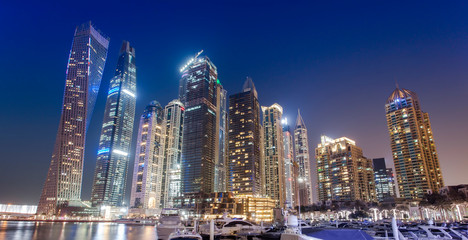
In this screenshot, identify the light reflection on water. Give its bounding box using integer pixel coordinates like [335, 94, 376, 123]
[0, 221, 157, 240]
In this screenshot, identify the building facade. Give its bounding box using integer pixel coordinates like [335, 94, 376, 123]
[385, 87, 444, 199]
[227, 77, 263, 197]
[262, 103, 286, 207]
[129, 101, 165, 214]
[179, 54, 219, 194]
[214, 84, 228, 192]
[294, 110, 313, 205]
[162, 99, 185, 208]
[37, 22, 109, 215]
[372, 158, 396, 202]
[283, 121, 297, 209]
[315, 136, 376, 202]
[91, 41, 136, 207]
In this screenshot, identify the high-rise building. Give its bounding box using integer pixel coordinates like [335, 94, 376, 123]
[179, 53, 219, 195]
[385, 87, 444, 199]
[283, 120, 297, 208]
[162, 99, 185, 208]
[129, 101, 165, 214]
[294, 110, 313, 205]
[315, 136, 376, 202]
[262, 104, 286, 207]
[91, 41, 136, 207]
[372, 158, 396, 202]
[227, 77, 263, 197]
[214, 84, 228, 192]
[37, 22, 109, 215]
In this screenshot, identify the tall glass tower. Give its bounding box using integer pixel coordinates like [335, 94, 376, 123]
[214, 84, 228, 193]
[294, 110, 313, 205]
[282, 121, 296, 208]
[179, 53, 219, 195]
[262, 103, 286, 207]
[37, 22, 109, 215]
[385, 87, 444, 199]
[91, 41, 136, 207]
[129, 101, 165, 214]
[227, 78, 263, 196]
[162, 99, 185, 208]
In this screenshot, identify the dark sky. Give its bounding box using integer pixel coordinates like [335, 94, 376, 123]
[1, 1, 467, 205]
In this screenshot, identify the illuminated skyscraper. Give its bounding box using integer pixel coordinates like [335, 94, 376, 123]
[262, 103, 286, 207]
[372, 158, 396, 202]
[227, 77, 263, 196]
[214, 84, 228, 192]
[283, 121, 297, 208]
[385, 87, 443, 199]
[294, 110, 313, 205]
[37, 22, 109, 215]
[179, 53, 219, 194]
[91, 41, 136, 207]
[129, 101, 165, 214]
[315, 136, 376, 202]
[162, 99, 185, 207]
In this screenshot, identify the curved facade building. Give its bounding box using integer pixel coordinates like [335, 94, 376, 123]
[37, 22, 109, 215]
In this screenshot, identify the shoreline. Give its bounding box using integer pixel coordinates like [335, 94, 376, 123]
[0, 219, 115, 223]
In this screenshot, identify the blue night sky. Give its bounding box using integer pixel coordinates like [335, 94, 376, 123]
[0, 1, 467, 204]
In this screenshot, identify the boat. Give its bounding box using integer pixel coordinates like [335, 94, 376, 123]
[199, 218, 264, 237]
[114, 218, 156, 225]
[157, 208, 184, 240]
[168, 229, 202, 240]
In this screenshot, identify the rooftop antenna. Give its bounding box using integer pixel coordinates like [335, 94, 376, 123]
[395, 78, 399, 89]
[195, 50, 204, 59]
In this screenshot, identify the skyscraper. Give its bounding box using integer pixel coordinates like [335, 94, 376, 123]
[385, 87, 444, 199]
[372, 158, 396, 202]
[294, 110, 313, 205]
[227, 77, 263, 196]
[179, 53, 219, 195]
[283, 120, 297, 208]
[162, 99, 185, 208]
[129, 101, 165, 214]
[214, 84, 228, 192]
[262, 104, 286, 207]
[37, 22, 109, 215]
[315, 136, 376, 202]
[91, 41, 136, 207]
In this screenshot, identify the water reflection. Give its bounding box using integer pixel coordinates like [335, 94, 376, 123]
[0, 221, 157, 240]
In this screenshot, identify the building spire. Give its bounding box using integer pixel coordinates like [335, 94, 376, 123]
[295, 109, 306, 128]
[242, 76, 258, 98]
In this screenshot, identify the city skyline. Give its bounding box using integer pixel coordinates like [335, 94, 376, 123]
[1, 1, 468, 205]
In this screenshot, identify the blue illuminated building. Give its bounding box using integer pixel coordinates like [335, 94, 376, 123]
[37, 22, 109, 215]
[91, 41, 137, 207]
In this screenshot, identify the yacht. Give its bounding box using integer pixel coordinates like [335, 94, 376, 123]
[199, 218, 264, 237]
[168, 229, 202, 240]
[114, 218, 156, 225]
[157, 208, 184, 240]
